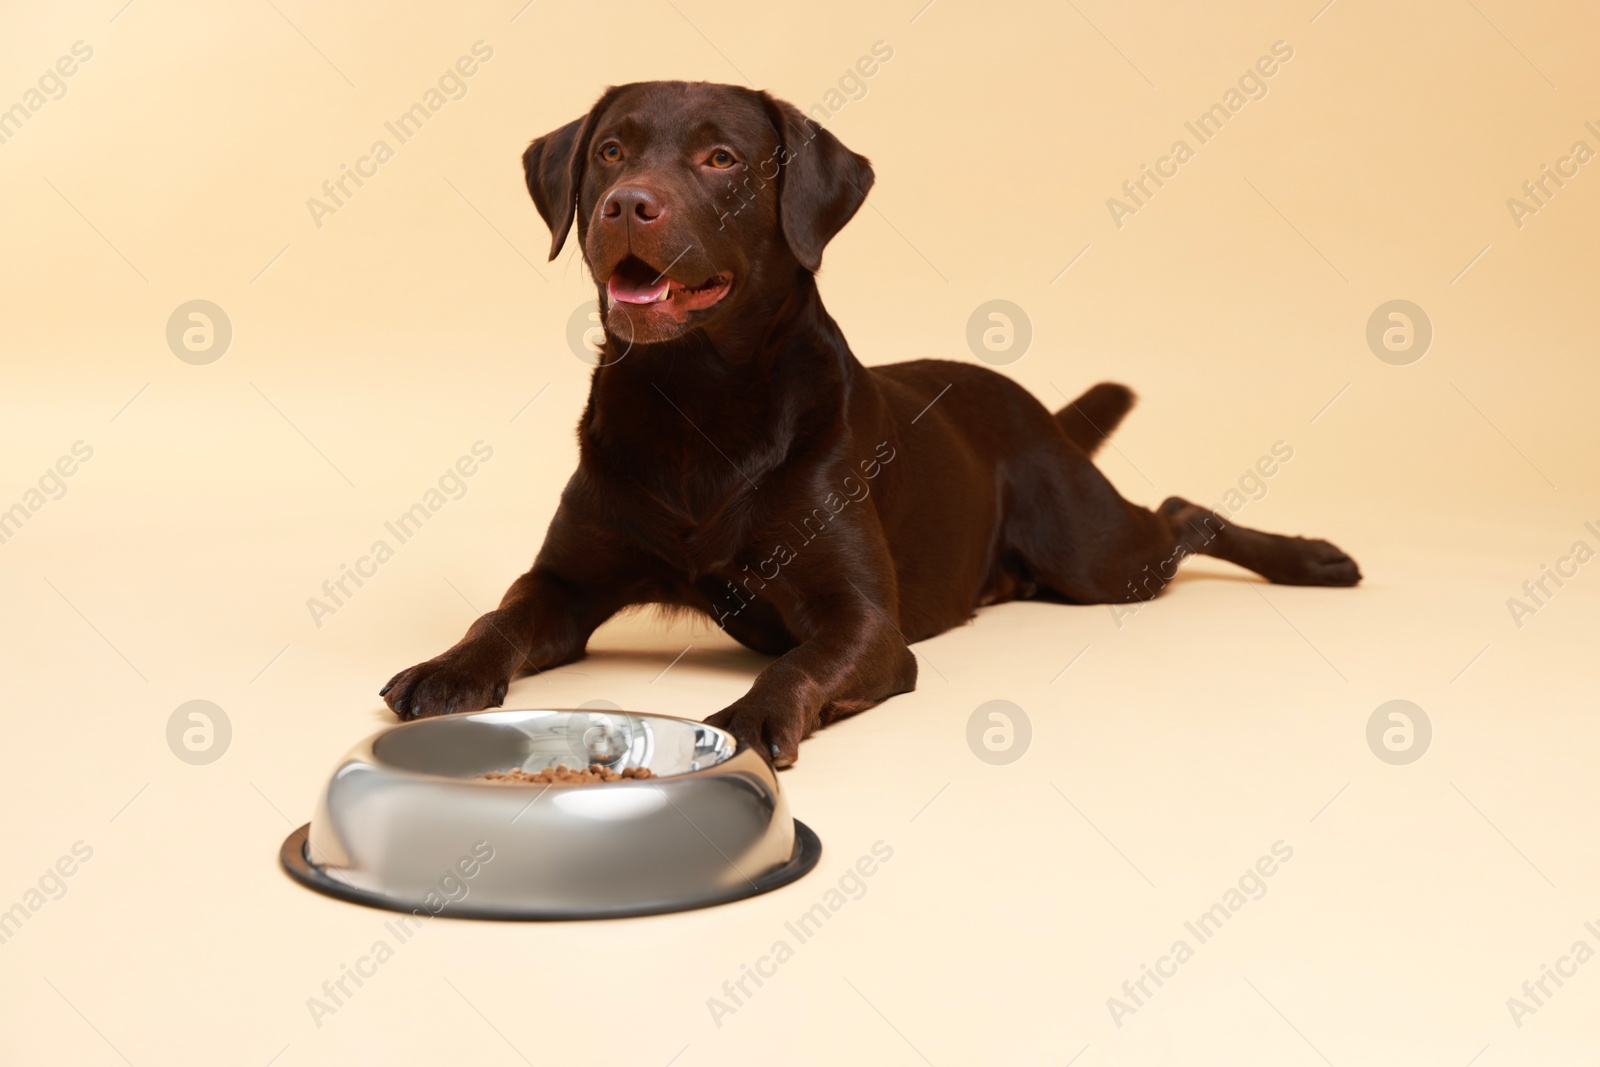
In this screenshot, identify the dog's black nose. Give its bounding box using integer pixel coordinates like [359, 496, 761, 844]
[602, 184, 664, 224]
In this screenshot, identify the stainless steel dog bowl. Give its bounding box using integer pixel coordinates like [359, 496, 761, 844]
[279, 709, 820, 919]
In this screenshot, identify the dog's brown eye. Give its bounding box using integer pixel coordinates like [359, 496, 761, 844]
[599, 144, 623, 163]
[707, 150, 736, 169]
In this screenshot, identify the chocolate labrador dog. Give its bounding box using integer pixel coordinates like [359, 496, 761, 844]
[381, 80, 1360, 766]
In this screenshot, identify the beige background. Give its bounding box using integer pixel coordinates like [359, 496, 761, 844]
[2, 0, 1598, 1063]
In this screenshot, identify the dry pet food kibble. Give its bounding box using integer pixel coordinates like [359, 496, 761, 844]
[476, 764, 657, 785]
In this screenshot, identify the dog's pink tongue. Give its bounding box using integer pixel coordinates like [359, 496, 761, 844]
[607, 272, 670, 305]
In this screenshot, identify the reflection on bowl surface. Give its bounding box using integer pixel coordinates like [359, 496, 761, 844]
[371, 708, 738, 781]
[281, 709, 819, 919]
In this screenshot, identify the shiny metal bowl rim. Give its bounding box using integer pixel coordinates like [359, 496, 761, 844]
[336, 707, 741, 787]
[277, 708, 823, 921]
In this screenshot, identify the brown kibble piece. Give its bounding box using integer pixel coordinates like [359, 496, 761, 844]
[475, 765, 657, 786]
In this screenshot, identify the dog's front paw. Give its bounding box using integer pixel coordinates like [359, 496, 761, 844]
[704, 701, 808, 769]
[380, 654, 510, 721]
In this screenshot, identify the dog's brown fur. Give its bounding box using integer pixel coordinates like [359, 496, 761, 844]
[381, 81, 1360, 766]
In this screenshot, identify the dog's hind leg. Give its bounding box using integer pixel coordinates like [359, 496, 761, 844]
[1153, 497, 1361, 588]
[1003, 441, 1360, 606]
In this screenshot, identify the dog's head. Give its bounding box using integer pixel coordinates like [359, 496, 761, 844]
[523, 81, 874, 346]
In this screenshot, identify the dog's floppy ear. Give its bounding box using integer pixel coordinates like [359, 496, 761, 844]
[522, 88, 621, 261]
[759, 94, 875, 273]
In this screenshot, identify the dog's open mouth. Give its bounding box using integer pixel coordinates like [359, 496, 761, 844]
[605, 255, 732, 322]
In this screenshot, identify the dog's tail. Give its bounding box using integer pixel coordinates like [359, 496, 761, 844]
[1055, 383, 1136, 455]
